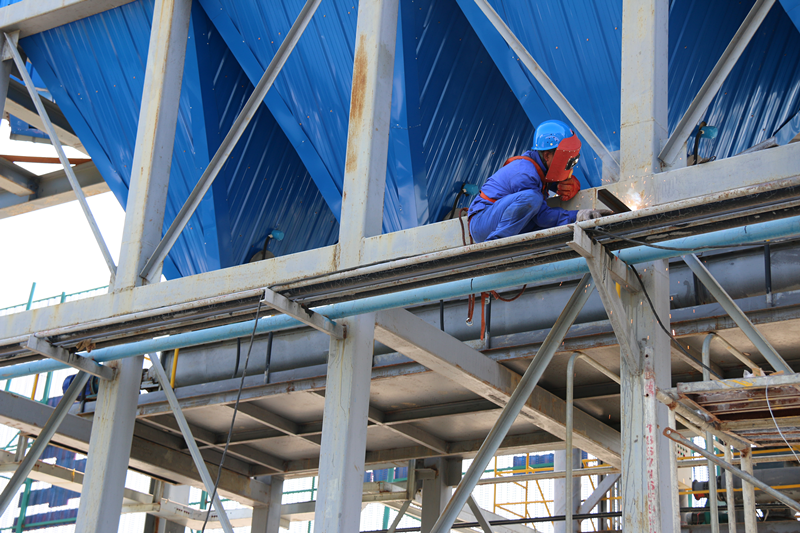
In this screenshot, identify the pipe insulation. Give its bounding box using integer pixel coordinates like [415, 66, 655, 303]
[2, 215, 800, 380]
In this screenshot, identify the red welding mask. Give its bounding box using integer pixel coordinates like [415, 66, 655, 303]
[543, 134, 581, 183]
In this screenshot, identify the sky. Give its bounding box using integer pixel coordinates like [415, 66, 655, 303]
[0, 119, 125, 310]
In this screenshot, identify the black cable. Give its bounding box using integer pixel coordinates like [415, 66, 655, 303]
[265, 331, 273, 383]
[201, 296, 264, 532]
[628, 263, 723, 380]
[233, 338, 241, 379]
[589, 226, 774, 252]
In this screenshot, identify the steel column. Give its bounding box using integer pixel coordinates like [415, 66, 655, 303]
[702, 335, 720, 533]
[4, 32, 117, 277]
[683, 254, 792, 374]
[336, 0, 399, 268]
[429, 273, 595, 533]
[74, 355, 144, 532]
[147, 352, 234, 533]
[0, 371, 89, 516]
[740, 448, 758, 533]
[723, 445, 738, 533]
[250, 476, 283, 533]
[114, 0, 191, 289]
[313, 313, 376, 533]
[620, 261, 674, 533]
[139, 0, 323, 282]
[620, 0, 668, 176]
[659, 0, 776, 165]
[421, 459, 449, 533]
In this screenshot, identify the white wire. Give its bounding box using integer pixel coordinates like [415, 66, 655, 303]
[764, 383, 800, 464]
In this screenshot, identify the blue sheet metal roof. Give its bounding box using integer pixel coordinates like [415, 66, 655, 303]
[10, 0, 800, 278]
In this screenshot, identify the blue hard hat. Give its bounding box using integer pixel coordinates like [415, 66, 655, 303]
[532, 120, 574, 151]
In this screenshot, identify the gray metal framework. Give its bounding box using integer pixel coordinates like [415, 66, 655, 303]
[0, 0, 798, 531]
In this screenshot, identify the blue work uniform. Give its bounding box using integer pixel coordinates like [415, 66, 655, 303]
[468, 150, 577, 242]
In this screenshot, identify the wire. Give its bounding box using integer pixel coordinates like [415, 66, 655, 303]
[628, 263, 723, 380]
[201, 296, 264, 532]
[589, 227, 774, 252]
[764, 383, 800, 465]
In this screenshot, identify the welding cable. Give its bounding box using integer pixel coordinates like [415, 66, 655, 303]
[627, 263, 723, 380]
[201, 296, 264, 532]
[588, 227, 775, 252]
[765, 383, 800, 464]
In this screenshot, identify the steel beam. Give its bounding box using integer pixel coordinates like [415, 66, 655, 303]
[0, 0, 135, 37]
[620, 0, 668, 177]
[374, 303, 622, 467]
[313, 313, 376, 532]
[659, 0, 776, 165]
[261, 288, 343, 339]
[421, 458, 449, 533]
[336, 0, 399, 268]
[368, 406, 448, 454]
[0, 156, 36, 195]
[231, 402, 320, 448]
[25, 336, 113, 380]
[251, 476, 283, 533]
[0, 161, 108, 219]
[114, 0, 191, 290]
[577, 474, 621, 515]
[139, 0, 322, 282]
[0, 371, 89, 516]
[471, 0, 620, 180]
[683, 254, 793, 374]
[148, 352, 234, 533]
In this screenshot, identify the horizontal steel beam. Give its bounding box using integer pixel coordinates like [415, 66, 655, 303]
[0, 157, 36, 195]
[26, 336, 113, 379]
[0, 0, 135, 37]
[5, 78, 84, 152]
[0, 161, 108, 219]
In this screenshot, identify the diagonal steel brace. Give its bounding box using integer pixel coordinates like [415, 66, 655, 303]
[261, 288, 344, 339]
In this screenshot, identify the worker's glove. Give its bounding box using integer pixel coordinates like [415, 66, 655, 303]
[557, 176, 581, 201]
[576, 209, 613, 222]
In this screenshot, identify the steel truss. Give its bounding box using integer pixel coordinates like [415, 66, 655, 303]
[0, 0, 798, 531]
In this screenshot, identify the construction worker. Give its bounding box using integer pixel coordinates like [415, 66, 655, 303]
[468, 120, 611, 243]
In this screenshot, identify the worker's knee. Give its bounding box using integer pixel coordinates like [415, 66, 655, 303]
[502, 190, 542, 220]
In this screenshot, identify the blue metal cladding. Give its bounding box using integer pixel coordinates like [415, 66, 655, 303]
[6, 0, 799, 275]
[20, 0, 338, 277]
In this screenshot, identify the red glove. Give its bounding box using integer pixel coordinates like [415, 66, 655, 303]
[557, 176, 580, 201]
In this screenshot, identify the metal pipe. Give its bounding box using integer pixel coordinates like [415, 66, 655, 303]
[169, 348, 179, 389]
[4, 35, 117, 277]
[476, 466, 619, 485]
[765, 243, 773, 306]
[472, 0, 619, 179]
[663, 428, 800, 514]
[703, 332, 762, 373]
[430, 274, 595, 533]
[659, 0, 776, 165]
[565, 352, 620, 532]
[5, 215, 800, 380]
[683, 254, 793, 374]
[139, 0, 324, 282]
[656, 390, 750, 451]
[147, 352, 234, 533]
[702, 335, 721, 533]
[0, 371, 90, 516]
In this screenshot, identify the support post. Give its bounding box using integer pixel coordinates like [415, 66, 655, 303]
[312, 313, 376, 533]
[114, 0, 191, 289]
[620, 0, 668, 177]
[336, 0, 399, 268]
[554, 449, 581, 533]
[251, 476, 284, 533]
[723, 445, 738, 533]
[421, 459, 449, 533]
[740, 448, 758, 533]
[702, 335, 720, 533]
[74, 356, 144, 533]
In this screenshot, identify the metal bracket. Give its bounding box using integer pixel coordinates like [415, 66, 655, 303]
[261, 288, 344, 339]
[1, 31, 18, 62]
[25, 336, 114, 380]
[568, 225, 640, 369]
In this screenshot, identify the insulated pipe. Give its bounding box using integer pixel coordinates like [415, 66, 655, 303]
[565, 352, 620, 532]
[3, 215, 800, 380]
[430, 274, 595, 533]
